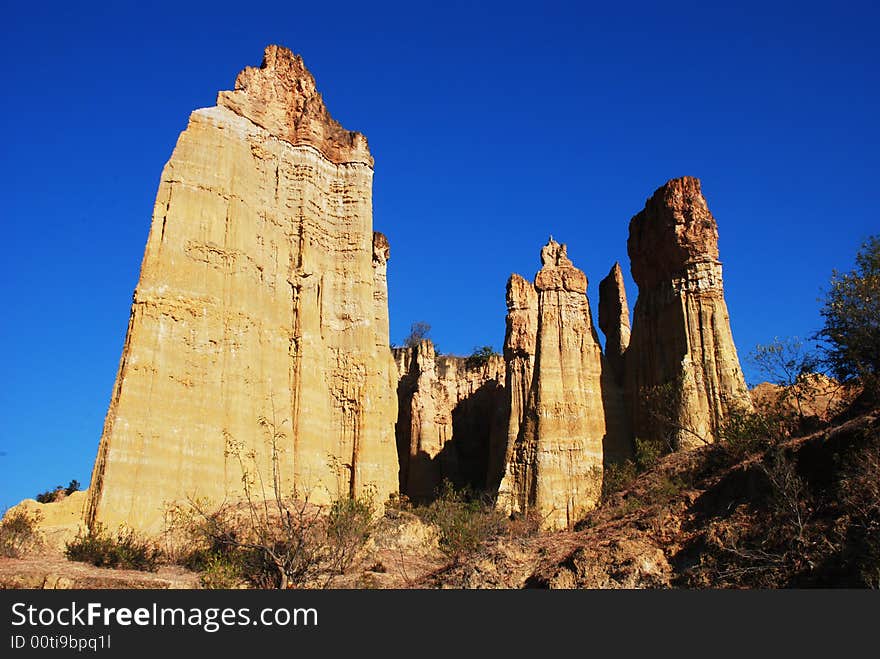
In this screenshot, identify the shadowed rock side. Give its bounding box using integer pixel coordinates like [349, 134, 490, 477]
[393, 341, 506, 501]
[84, 45, 398, 534]
[625, 176, 752, 449]
[498, 239, 607, 530]
[598, 263, 630, 384]
[598, 263, 633, 463]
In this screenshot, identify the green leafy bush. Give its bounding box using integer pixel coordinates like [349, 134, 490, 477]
[326, 492, 376, 575]
[816, 235, 880, 394]
[602, 460, 638, 501]
[465, 345, 499, 369]
[652, 475, 687, 503]
[717, 408, 783, 457]
[635, 437, 664, 471]
[35, 479, 80, 504]
[198, 552, 244, 589]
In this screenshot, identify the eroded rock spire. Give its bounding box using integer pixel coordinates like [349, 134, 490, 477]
[598, 262, 631, 385]
[625, 176, 752, 449]
[498, 239, 606, 530]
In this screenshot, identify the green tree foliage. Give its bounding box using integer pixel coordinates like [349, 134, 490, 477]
[35, 479, 81, 504]
[465, 345, 499, 369]
[816, 235, 880, 393]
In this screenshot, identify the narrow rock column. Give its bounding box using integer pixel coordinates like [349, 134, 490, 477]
[598, 262, 631, 385]
[499, 239, 606, 530]
[490, 274, 538, 493]
[598, 262, 633, 462]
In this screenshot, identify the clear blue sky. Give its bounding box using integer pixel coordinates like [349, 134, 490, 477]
[1, 1, 877, 511]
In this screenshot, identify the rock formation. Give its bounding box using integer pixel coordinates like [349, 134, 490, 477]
[598, 262, 630, 385]
[84, 45, 399, 534]
[393, 341, 506, 501]
[4, 44, 758, 543]
[498, 239, 607, 530]
[495, 274, 538, 493]
[4, 492, 88, 551]
[625, 176, 752, 449]
[597, 263, 633, 463]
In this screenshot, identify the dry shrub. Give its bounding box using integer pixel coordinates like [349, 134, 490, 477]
[65, 524, 162, 572]
[414, 482, 507, 564]
[0, 509, 44, 558]
[169, 490, 379, 589]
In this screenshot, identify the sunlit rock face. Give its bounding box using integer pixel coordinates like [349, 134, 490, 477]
[625, 176, 752, 449]
[84, 45, 399, 534]
[498, 240, 607, 530]
[32, 47, 753, 540]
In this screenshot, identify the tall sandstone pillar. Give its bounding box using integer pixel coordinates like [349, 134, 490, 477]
[85, 45, 399, 534]
[498, 239, 606, 530]
[626, 177, 752, 449]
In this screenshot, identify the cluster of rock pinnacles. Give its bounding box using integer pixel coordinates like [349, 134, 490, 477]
[32, 46, 754, 534]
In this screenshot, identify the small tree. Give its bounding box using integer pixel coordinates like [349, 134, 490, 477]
[640, 375, 710, 451]
[35, 479, 81, 504]
[751, 337, 824, 424]
[404, 321, 431, 349]
[177, 407, 378, 589]
[816, 235, 880, 395]
[465, 345, 498, 369]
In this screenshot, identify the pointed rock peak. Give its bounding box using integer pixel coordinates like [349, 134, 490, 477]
[540, 237, 573, 268]
[628, 176, 720, 289]
[600, 262, 628, 305]
[535, 238, 586, 293]
[504, 274, 539, 359]
[217, 44, 373, 166]
[606, 261, 625, 284]
[412, 338, 438, 372]
[599, 262, 631, 339]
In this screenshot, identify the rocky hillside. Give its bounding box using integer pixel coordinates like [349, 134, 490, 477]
[423, 406, 879, 588]
[4, 401, 876, 589]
